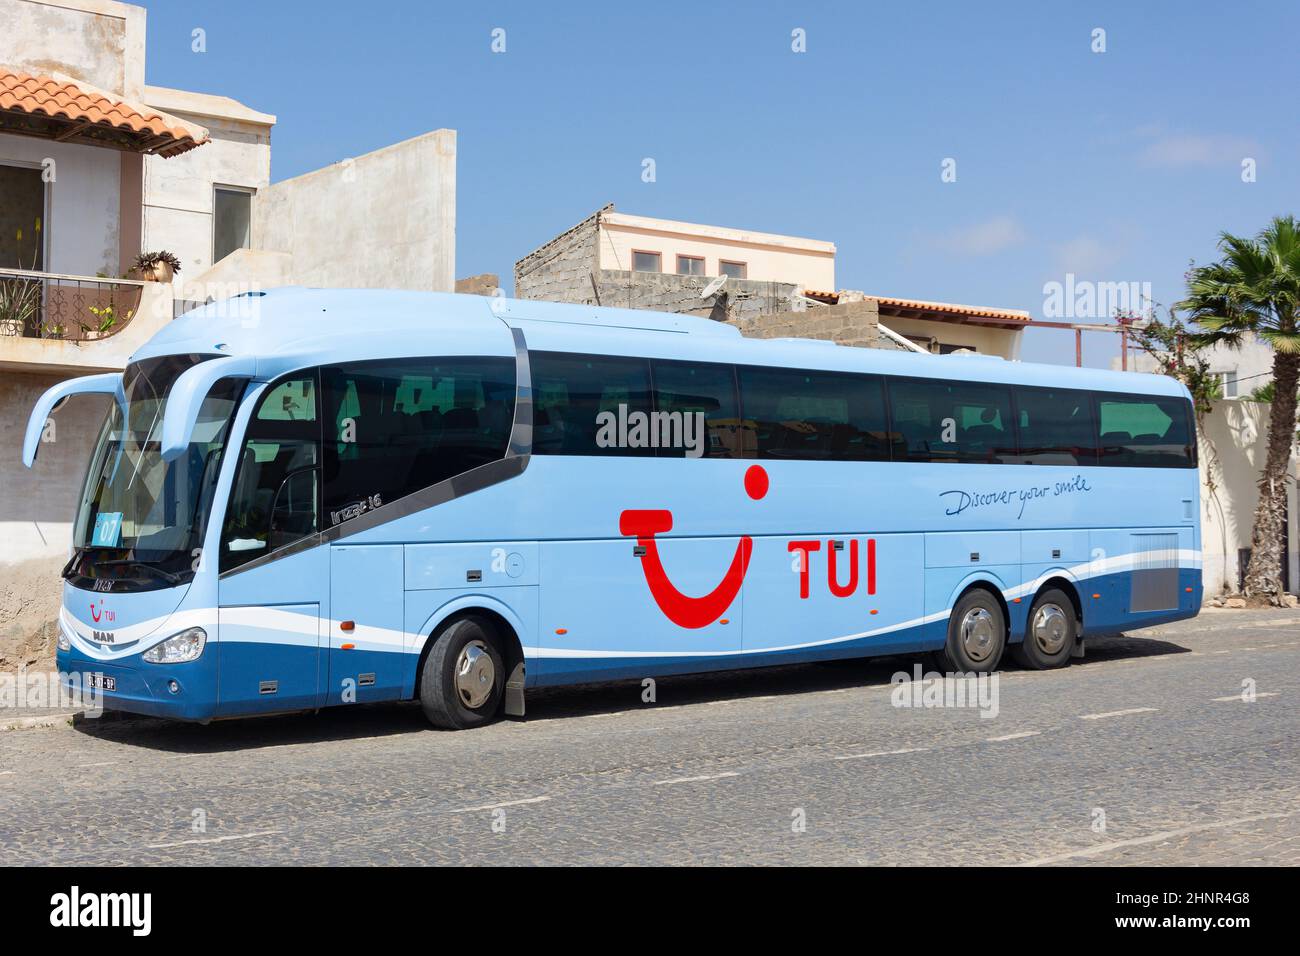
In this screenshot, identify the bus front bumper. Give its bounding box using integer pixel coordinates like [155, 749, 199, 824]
[58, 646, 218, 722]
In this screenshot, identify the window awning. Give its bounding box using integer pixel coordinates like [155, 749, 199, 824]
[0, 67, 208, 158]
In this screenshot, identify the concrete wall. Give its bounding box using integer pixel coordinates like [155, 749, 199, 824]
[180, 247, 294, 304]
[0, 133, 122, 276]
[1199, 399, 1300, 597]
[0, 0, 145, 98]
[254, 129, 457, 292]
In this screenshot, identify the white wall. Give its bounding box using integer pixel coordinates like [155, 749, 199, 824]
[254, 129, 456, 292]
[1199, 399, 1299, 596]
[0, 134, 122, 276]
[0, 0, 145, 98]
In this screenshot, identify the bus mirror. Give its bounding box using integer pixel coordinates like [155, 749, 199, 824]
[23, 372, 123, 467]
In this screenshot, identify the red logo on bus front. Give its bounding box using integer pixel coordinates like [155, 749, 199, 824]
[619, 465, 878, 629]
[89, 601, 115, 624]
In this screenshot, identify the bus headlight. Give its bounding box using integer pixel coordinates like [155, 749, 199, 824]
[142, 627, 206, 664]
[57, 628, 71, 652]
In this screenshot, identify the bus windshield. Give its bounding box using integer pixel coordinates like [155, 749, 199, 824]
[65, 355, 243, 591]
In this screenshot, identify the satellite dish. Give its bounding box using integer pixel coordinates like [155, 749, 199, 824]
[700, 274, 728, 299]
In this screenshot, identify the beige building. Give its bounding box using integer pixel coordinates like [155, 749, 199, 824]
[515, 205, 1028, 359]
[594, 209, 836, 290]
[0, 0, 459, 667]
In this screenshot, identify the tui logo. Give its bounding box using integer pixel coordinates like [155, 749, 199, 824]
[619, 465, 768, 629]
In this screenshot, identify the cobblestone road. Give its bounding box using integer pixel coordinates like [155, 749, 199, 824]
[1, 609, 1296, 865]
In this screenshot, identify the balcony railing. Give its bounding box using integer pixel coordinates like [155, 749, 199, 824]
[0, 268, 147, 342]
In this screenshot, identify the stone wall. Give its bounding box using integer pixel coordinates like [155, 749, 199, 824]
[514, 207, 605, 302]
[589, 270, 799, 323]
[728, 299, 906, 351]
[455, 273, 500, 296]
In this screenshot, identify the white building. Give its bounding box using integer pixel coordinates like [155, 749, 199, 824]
[0, 0, 458, 667]
[1120, 336, 1297, 597]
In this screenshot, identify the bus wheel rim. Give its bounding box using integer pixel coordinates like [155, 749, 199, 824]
[959, 608, 996, 663]
[1032, 604, 1069, 655]
[455, 640, 495, 709]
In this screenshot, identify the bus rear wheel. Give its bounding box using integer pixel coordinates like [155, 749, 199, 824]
[936, 589, 1006, 673]
[419, 617, 505, 729]
[1011, 588, 1076, 670]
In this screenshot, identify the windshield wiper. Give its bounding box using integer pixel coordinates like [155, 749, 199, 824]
[93, 559, 184, 586]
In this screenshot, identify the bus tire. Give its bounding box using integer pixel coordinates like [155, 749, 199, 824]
[1012, 588, 1076, 670]
[419, 617, 505, 729]
[937, 588, 1005, 673]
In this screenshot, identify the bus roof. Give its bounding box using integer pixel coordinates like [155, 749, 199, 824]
[130, 287, 1187, 399]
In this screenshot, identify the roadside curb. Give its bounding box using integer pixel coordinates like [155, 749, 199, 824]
[0, 712, 78, 732]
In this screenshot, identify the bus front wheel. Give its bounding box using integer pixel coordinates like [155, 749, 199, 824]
[1011, 588, 1076, 670]
[420, 617, 506, 729]
[937, 589, 1006, 673]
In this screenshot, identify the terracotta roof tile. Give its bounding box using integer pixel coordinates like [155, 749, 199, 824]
[0, 67, 208, 157]
[804, 289, 1029, 323]
[870, 295, 1031, 323]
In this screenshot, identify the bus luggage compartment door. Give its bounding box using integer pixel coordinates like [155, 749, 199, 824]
[329, 544, 406, 703]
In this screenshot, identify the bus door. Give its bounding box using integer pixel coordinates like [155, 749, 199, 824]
[217, 374, 326, 714]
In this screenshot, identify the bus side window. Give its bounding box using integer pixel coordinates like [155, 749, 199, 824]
[319, 357, 516, 519]
[1096, 394, 1195, 468]
[650, 359, 745, 459]
[1015, 387, 1098, 466]
[221, 374, 322, 572]
[738, 366, 890, 461]
[530, 352, 653, 456]
[888, 379, 1016, 464]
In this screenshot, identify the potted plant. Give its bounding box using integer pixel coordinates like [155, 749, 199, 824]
[1, 221, 44, 336]
[132, 251, 182, 283]
[82, 303, 132, 340]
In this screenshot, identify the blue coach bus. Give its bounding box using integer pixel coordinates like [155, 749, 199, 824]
[23, 289, 1201, 728]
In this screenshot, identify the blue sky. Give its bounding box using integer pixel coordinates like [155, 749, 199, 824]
[145, 1, 1298, 366]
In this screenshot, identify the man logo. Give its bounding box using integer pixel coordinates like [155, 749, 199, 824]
[92, 631, 115, 644]
[50, 886, 151, 936]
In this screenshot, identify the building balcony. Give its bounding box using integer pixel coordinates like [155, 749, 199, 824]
[0, 267, 173, 374]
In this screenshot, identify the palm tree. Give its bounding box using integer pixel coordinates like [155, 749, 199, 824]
[1179, 215, 1300, 603]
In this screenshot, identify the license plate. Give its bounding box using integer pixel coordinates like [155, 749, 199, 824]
[85, 673, 116, 691]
